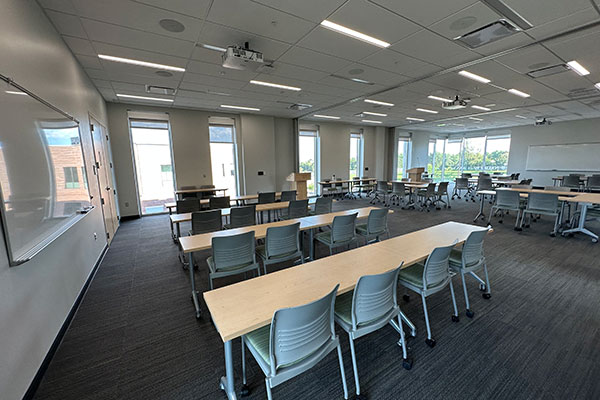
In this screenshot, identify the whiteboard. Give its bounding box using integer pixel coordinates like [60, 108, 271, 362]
[0, 78, 92, 265]
[526, 143, 600, 171]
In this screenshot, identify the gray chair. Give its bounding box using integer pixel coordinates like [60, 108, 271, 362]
[398, 242, 460, 347]
[226, 205, 256, 229]
[176, 199, 200, 214]
[334, 265, 412, 396]
[190, 209, 222, 235]
[311, 197, 333, 215]
[322, 179, 337, 197]
[519, 192, 560, 236]
[452, 178, 471, 200]
[209, 196, 230, 210]
[280, 190, 296, 202]
[335, 178, 345, 199]
[461, 173, 472, 178]
[207, 231, 260, 290]
[562, 175, 581, 190]
[487, 189, 523, 230]
[388, 182, 408, 206]
[417, 183, 436, 211]
[370, 180, 390, 205]
[314, 213, 358, 256]
[179, 185, 199, 200]
[586, 176, 600, 192]
[256, 222, 303, 274]
[241, 285, 349, 400]
[356, 208, 389, 245]
[258, 192, 276, 204]
[282, 199, 309, 220]
[449, 229, 492, 319]
[433, 182, 451, 209]
[199, 184, 216, 199]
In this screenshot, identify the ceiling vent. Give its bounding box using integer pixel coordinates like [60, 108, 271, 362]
[145, 85, 176, 95]
[455, 20, 520, 48]
[288, 103, 312, 111]
[526, 64, 569, 78]
[567, 88, 599, 98]
[481, 0, 533, 30]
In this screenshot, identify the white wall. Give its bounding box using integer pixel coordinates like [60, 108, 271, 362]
[0, 1, 109, 399]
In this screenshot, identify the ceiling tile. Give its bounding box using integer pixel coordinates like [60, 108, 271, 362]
[184, 72, 249, 89]
[45, 10, 87, 38]
[39, 0, 77, 14]
[535, 72, 595, 97]
[369, 0, 478, 27]
[297, 27, 382, 61]
[252, 0, 346, 23]
[90, 78, 113, 88]
[92, 41, 189, 69]
[207, 0, 315, 44]
[260, 62, 330, 83]
[75, 54, 103, 69]
[186, 60, 259, 81]
[332, 63, 408, 86]
[132, 0, 212, 19]
[502, 0, 592, 27]
[359, 50, 441, 78]
[525, 8, 599, 41]
[428, 2, 501, 40]
[495, 44, 563, 74]
[62, 35, 96, 56]
[277, 46, 352, 73]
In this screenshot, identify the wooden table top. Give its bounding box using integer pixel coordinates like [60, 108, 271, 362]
[179, 207, 388, 254]
[175, 187, 228, 194]
[204, 221, 489, 342]
[561, 193, 600, 204]
[318, 178, 376, 185]
[477, 188, 580, 197]
[170, 201, 294, 224]
[165, 192, 285, 210]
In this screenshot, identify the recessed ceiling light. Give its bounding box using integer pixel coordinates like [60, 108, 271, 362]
[567, 60, 590, 76]
[406, 117, 425, 122]
[427, 95, 453, 102]
[485, 104, 496, 107]
[350, 78, 373, 84]
[364, 99, 394, 106]
[313, 114, 340, 119]
[320, 20, 390, 48]
[5, 90, 27, 95]
[363, 111, 387, 117]
[508, 88, 530, 98]
[249, 80, 301, 91]
[515, 115, 528, 119]
[220, 104, 261, 111]
[469, 117, 483, 121]
[116, 94, 174, 102]
[595, 83, 600, 90]
[416, 108, 438, 114]
[98, 54, 185, 72]
[471, 105, 491, 111]
[202, 43, 227, 52]
[159, 19, 185, 33]
[458, 70, 491, 84]
[362, 119, 382, 124]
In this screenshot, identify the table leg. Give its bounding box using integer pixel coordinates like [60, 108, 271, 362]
[219, 340, 238, 399]
[562, 203, 599, 242]
[189, 251, 201, 319]
[473, 193, 486, 222]
[309, 228, 315, 261]
[170, 218, 176, 243]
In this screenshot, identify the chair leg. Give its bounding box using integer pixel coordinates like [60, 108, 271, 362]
[348, 334, 360, 395]
[265, 379, 273, 400]
[449, 280, 459, 321]
[241, 337, 247, 385]
[482, 262, 492, 299]
[336, 343, 349, 400]
[514, 210, 522, 230]
[461, 271, 473, 318]
[421, 293, 434, 346]
[209, 276, 214, 291]
[398, 315, 408, 360]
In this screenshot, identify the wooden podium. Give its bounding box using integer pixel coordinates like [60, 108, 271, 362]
[407, 167, 425, 182]
[286, 172, 312, 200]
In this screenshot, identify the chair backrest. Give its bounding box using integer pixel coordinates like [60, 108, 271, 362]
[569, 173, 584, 177]
[366, 208, 388, 235]
[478, 178, 493, 190]
[266, 222, 300, 259]
[376, 181, 388, 192]
[425, 182, 436, 196]
[331, 213, 358, 243]
[314, 197, 333, 214]
[461, 173, 472, 178]
[527, 192, 558, 212]
[176, 199, 200, 214]
[422, 241, 457, 288]
[562, 175, 581, 187]
[545, 186, 571, 192]
[461, 229, 489, 267]
[335, 178, 343, 188]
[512, 184, 532, 189]
[391, 181, 406, 194]
[229, 205, 256, 228]
[588, 176, 600, 188]
[209, 196, 230, 209]
[180, 185, 199, 199]
[212, 231, 256, 271]
[280, 190, 297, 202]
[495, 189, 520, 208]
[270, 285, 339, 373]
[200, 184, 216, 198]
[455, 177, 469, 189]
[437, 181, 449, 194]
[287, 199, 309, 219]
[258, 192, 276, 204]
[191, 209, 223, 234]
[351, 265, 402, 329]
[519, 179, 532, 185]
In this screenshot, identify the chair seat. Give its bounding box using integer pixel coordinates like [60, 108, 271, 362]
[398, 263, 425, 288]
[245, 324, 271, 367]
[333, 291, 354, 326]
[355, 224, 385, 237]
[207, 256, 255, 273]
[314, 231, 333, 244]
[256, 245, 298, 261]
[448, 249, 463, 268]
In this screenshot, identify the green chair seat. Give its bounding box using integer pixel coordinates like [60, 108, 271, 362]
[333, 291, 354, 325]
[355, 224, 368, 235]
[314, 231, 332, 244]
[398, 263, 424, 288]
[256, 245, 298, 260]
[207, 256, 255, 273]
[448, 249, 463, 267]
[245, 324, 271, 366]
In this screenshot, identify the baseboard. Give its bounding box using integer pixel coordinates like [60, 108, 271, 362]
[119, 214, 140, 221]
[22, 244, 109, 400]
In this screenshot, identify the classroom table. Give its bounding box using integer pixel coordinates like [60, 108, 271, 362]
[175, 187, 228, 200]
[467, 178, 521, 186]
[560, 193, 600, 242]
[203, 221, 489, 399]
[180, 206, 389, 319]
[318, 178, 376, 199]
[404, 182, 432, 210]
[165, 192, 285, 213]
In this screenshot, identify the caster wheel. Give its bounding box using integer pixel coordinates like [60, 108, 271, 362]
[425, 338, 436, 348]
[355, 394, 368, 400]
[447, 206, 451, 209]
[451, 315, 460, 323]
[593, 238, 598, 243]
[498, 220, 503, 224]
[403, 294, 410, 302]
[479, 284, 486, 291]
[240, 384, 250, 397]
[482, 293, 491, 299]
[195, 311, 201, 319]
[550, 233, 556, 237]
[427, 209, 430, 212]
[525, 224, 530, 228]
[466, 309, 475, 319]
[402, 358, 413, 370]
[436, 207, 441, 210]
[514, 227, 522, 231]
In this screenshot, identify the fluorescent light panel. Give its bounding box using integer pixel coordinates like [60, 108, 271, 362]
[427, 95, 453, 102]
[508, 88, 530, 98]
[249, 80, 301, 91]
[364, 99, 394, 106]
[362, 119, 382, 124]
[567, 60, 590, 76]
[116, 94, 173, 102]
[471, 105, 491, 111]
[202, 43, 227, 52]
[406, 117, 425, 122]
[5, 90, 27, 95]
[416, 108, 438, 114]
[469, 117, 483, 121]
[515, 115, 528, 119]
[595, 83, 600, 90]
[458, 70, 491, 83]
[313, 114, 340, 119]
[363, 111, 387, 117]
[220, 104, 260, 111]
[320, 20, 390, 48]
[98, 54, 185, 72]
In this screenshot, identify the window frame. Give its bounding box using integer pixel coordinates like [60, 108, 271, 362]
[349, 132, 364, 179]
[298, 129, 320, 196]
[209, 123, 240, 197]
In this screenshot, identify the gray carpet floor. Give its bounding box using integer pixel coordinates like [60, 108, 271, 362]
[33, 196, 600, 400]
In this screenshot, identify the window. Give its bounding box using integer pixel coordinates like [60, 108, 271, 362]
[484, 136, 511, 174]
[209, 124, 238, 197]
[394, 137, 411, 179]
[160, 164, 173, 187]
[443, 139, 463, 181]
[462, 136, 486, 176]
[299, 129, 319, 196]
[349, 133, 363, 179]
[81, 166, 88, 189]
[64, 167, 79, 189]
[429, 139, 445, 182]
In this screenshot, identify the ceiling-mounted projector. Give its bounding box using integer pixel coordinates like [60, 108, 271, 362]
[222, 42, 264, 70]
[442, 96, 470, 110]
[535, 117, 552, 126]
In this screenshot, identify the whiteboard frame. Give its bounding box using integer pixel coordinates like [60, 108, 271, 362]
[526, 142, 600, 172]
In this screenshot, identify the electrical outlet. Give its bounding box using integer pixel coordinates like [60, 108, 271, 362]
[125, 201, 129, 207]
[93, 232, 97, 240]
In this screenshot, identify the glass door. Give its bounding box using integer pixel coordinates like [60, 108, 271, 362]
[129, 119, 175, 215]
[209, 124, 238, 197]
[349, 133, 363, 179]
[299, 130, 319, 196]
